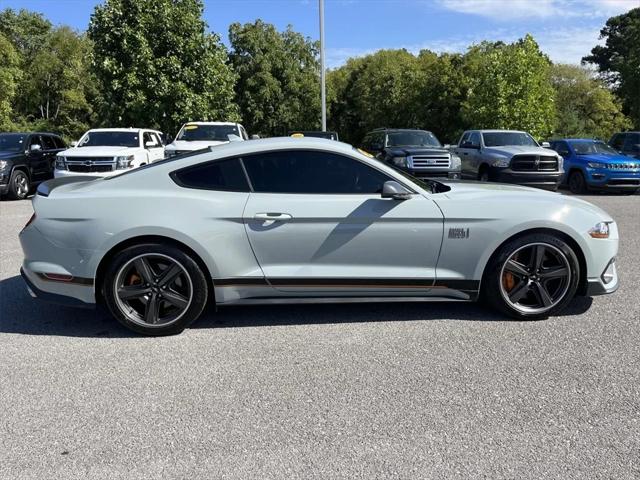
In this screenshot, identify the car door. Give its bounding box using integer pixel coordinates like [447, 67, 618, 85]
[26, 135, 49, 181]
[456, 132, 473, 177]
[143, 131, 165, 163]
[551, 141, 573, 181]
[241, 149, 444, 295]
[622, 133, 640, 159]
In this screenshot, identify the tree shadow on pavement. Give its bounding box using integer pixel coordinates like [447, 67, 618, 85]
[0, 274, 593, 337]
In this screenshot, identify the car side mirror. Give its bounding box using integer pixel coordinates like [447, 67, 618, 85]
[461, 141, 478, 149]
[227, 134, 242, 142]
[30, 144, 42, 152]
[541, 141, 551, 148]
[250, 134, 260, 140]
[381, 181, 412, 200]
[144, 141, 156, 148]
[70, 141, 78, 147]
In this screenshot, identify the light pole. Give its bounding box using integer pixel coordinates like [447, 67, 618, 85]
[319, 0, 326, 131]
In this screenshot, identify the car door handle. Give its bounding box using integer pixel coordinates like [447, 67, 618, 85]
[253, 213, 293, 222]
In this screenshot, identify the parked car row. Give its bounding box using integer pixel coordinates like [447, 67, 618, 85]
[1, 124, 639, 200]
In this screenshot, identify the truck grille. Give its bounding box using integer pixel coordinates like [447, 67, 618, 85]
[66, 157, 115, 173]
[511, 155, 558, 172]
[410, 155, 451, 169]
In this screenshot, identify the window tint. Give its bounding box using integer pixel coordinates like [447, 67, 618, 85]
[172, 158, 249, 191]
[610, 134, 624, 150]
[242, 150, 392, 194]
[40, 135, 57, 150]
[469, 132, 481, 147]
[53, 136, 66, 149]
[623, 133, 640, 152]
[459, 132, 471, 145]
[551, 141, 570, 156]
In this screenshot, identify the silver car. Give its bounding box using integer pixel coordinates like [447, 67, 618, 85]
[20, 138, 619, 335]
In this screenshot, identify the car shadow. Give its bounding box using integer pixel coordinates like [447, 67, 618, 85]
[0, 274, 593, 337]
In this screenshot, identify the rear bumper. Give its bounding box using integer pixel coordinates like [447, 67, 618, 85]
[489, 167, 561, 190]
[21, 268, 94, 308]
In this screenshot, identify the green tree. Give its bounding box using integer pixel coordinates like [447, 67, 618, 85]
[229, 20, 320, 137]
[462, 35, 556, 139]
[0, 8, 51, 61]
[89, 0, 238, 135]
[551, 64, 631, 140]
[327, 50, 423, 144]
[583, 7, 640, 128]
[0, 33, 21, 130]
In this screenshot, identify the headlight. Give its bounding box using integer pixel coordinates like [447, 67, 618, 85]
[55, 156, 67, 170]
[557, 155, 564, 171]
[392, 156, 408, 168]
[587, 162, 607, 169]
[491, 158, 510, 168]
[0, 160, 8, 170]
[589, 222, 610, 239]
[450, 154, 461, 170]
[115, 155, 134, 169]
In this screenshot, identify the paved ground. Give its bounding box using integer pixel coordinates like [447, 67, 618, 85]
[1, 192, 639, 479]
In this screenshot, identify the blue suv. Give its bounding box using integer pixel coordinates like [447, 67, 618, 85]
[550, 138, 640, 194]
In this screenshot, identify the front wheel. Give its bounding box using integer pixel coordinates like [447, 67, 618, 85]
[7, 170, 30, 200]
[568, 170, 587, 194]
[103, 244, 209, 335]
[482, 233, 580, 320]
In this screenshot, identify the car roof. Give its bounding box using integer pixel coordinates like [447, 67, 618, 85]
[181, 122, 238, 126]
[86, 128, 151, 133]
[474, 129, 528, 134]
[370, 128, 433, 133]
[562, 138, 603, 142]
[2, 131, 61, 136]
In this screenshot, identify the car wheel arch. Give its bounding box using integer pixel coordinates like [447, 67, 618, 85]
[476, 227, 588, 297]
[94, 234, 215, 305]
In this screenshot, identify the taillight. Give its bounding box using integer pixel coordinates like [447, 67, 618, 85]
[22, 213, 36, 231]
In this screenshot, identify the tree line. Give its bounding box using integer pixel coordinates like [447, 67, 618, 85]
[0, 1, 638, 145]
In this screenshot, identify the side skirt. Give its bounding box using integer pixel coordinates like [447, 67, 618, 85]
[219, 295, 475, 306]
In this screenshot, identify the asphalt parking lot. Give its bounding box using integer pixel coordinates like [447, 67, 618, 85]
[1, 192, 639, 479]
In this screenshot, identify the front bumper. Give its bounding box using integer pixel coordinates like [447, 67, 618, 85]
[404, 169, 461, 180]
[54, 168, 124, 179]
[489, 167, 561, 190]
[585, 257, 619, 296]
[584, 168, 640, 190]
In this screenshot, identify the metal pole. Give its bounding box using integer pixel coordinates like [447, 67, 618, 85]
[319, 0, 326, 131]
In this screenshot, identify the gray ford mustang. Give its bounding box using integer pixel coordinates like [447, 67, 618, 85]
[20, 138, 619, 335]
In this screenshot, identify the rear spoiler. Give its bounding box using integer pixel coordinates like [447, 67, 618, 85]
[37, 176, 98, 197]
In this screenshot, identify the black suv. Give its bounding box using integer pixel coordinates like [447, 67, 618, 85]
[360, 128, 461, 179]
[0, 132, 66, 200]
[609, 131, 640, 159]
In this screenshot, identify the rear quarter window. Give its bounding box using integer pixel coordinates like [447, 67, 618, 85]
[171, 158, 249, 192]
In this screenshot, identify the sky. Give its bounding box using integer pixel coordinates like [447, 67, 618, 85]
[1, 0, 638, 67]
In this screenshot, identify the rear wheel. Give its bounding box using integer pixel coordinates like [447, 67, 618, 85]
[7, 170, 30, 200]
[482, 233, 580, 320]
[568, 170, 587, 194]
[103, 244, 209, 335]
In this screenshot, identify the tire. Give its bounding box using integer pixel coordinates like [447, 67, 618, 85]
[478, 168, 490, 182]
[103, 243, 209, 335]
[482, 233, 580, 320]
[568, 170, 587, 194]
[6, 169, 30, 200]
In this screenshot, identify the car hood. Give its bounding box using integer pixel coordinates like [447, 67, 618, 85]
[386, 147, 450, 156]
[437, 180, 612, 220]
[0, 151, 21, 159]
[167, 140, 228, 151]
[576, 153, 640, 165]
[483, 145, 558, 157]
[61, 146, 139, 157]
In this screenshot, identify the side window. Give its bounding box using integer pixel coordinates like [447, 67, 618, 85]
[610, 134, 624, 151]
[470, 132, 481, 147]
[150, 132, 162, 146]
[239, 126, 248, 140]
[459, 132, 471, 145]
[552, 141, 570, 157]
[40, 135, 56, 151]
[143, 132, 158, 148]
[623, 133, 640, 152]
[242, 150, 392, 194]
[28, 135, 43, 150]
[361, 134, 371, 150]
[172, 158, 249, 192]
[53, 136, 66, 149]
[369, 133, 383, 150]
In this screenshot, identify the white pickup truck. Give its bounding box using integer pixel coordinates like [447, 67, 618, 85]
[54, 128, 165, 178]
[165, 122, 249, 158]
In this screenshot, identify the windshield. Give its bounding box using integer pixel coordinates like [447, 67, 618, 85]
[0, 133, 27, 152]
[177, 124, 239, 142]
[387, 131, 441, 148]
[79, 131, 139, 148]
[570, 141, 619, 155]
[482, 132, 538, 147]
